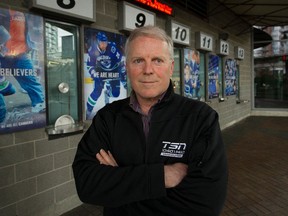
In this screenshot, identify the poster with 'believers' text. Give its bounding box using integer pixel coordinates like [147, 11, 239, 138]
[0, 8, 46, 134]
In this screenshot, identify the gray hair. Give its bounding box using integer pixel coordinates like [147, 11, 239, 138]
[124, 25, 174, 61]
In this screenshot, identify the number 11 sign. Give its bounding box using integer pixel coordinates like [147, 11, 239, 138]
[195, 31, 213, 52]
[118, 1, 155, 32]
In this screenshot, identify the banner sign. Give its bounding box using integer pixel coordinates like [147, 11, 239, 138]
[0, 8, 46, 133]
[183, 48, 204, 101]
[224, 59, 238, 96]
[208, 54, 221, 99]
[84, 28, 127, 120]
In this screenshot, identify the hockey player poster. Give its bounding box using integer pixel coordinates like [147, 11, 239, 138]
[183, 48, 204, 101]
[224, 59, 238, 96]
[0, 8, 46, 134]
[208, 54, 221, 99]
[84, 28, 127, 120]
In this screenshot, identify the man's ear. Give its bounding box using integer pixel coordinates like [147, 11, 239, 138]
[170, 60, 175, 77]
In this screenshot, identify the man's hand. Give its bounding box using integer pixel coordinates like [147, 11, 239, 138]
[96, 149, 118, 167]
[96, 150, 187, 188]
[164, 163, 188, 188]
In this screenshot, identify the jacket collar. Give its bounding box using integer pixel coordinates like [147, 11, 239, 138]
[129, 80, 175, 111]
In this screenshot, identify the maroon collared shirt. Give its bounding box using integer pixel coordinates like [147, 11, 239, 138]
[129, 91, 166, 139]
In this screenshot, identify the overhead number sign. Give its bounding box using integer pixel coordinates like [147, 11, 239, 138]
[118, 1, 155, 32]
[195, 32, 213, 52]
[235, 46, 244, 60]
[31, 0, 96, 22]
[217, 40, 229, 56]
[167, 20, 190, 46]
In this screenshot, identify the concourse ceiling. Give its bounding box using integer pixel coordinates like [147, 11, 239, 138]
[215, 0, 288, 28]
[210, 0, 288, 48]
[170, 0, 288, 47]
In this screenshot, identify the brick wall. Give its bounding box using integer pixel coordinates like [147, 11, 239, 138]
[0, 129, 84, 215]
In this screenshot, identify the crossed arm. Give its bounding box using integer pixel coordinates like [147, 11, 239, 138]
[96, 149, 188, 188]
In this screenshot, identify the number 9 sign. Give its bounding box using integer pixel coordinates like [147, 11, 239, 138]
[118, 1, 155, 31]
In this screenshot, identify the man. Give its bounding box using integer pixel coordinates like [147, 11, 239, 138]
[73, 26, 227, 216]
[183, 63, 194, 98]
[86, 31, 126, 119]
[189, 49, 201, 99]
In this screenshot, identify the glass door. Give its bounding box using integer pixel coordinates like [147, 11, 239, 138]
[45, 20, 82, 135]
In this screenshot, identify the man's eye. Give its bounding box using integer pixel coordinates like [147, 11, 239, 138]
[133, 59, 143, 64]
[153, 58, 163, 65]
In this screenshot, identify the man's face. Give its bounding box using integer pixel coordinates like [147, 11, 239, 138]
[126, 36, 174, 102]
[184, 65, 190, 81]
[98, 41, 107, 51]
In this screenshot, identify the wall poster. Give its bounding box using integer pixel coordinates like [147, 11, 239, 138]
[84, 28, 127, 120]
[0, 8, 46, 134]
[224, 58, 238, 96]
[183, 48, 205, 101]
[208, 54, 221, 99]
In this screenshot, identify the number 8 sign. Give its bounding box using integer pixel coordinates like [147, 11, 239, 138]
[118, 1, 155, 32]
[31, 0, 96, 22]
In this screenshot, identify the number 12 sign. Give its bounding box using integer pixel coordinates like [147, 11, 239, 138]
[217, 40, 229, 56]
[118, 1, 155, 32]
[167, 20, 190, 46]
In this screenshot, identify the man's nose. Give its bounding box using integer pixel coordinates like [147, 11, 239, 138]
[143, 61, 153, 74]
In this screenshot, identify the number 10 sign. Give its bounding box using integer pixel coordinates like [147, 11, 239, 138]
[167, 20, 190, 46]
[118, 1, 155, 32]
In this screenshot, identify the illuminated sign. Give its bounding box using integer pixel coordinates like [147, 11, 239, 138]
[135, 0, 173, 15]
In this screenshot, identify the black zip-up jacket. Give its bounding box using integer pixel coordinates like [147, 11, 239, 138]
[73, 83, 228, 216]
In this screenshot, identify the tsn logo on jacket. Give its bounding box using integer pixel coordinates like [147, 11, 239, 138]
[160, 141, 186, 158]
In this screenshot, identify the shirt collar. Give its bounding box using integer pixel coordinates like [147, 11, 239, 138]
[129, 90, 166, 115]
